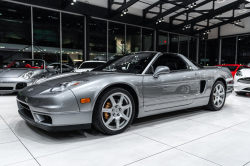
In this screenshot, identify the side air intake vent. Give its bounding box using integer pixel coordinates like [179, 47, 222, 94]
[200, 80, 206, 93]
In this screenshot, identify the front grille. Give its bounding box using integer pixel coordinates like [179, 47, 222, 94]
[0, 87, 13, 90]
[16, 83, 27, 90]
[18, 101, 34, 121]
[19, 102, 30, 110]
[238, 78, 250, 84]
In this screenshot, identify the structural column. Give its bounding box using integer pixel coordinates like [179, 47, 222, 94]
[84, 15, 90, 61]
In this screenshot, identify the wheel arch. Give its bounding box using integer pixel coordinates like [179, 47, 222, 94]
[93, 83, 140, 118]
[214, 77, 227, 90]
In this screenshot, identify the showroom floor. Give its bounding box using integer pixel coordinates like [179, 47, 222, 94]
[1, 92, 250, 166]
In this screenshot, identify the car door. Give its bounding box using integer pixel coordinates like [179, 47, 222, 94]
[143, 53, 200, 112]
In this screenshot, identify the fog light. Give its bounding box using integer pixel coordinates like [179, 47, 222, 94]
[80, 98, 91, 103]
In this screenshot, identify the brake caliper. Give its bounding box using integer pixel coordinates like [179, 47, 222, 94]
[104, 102, 111, 120]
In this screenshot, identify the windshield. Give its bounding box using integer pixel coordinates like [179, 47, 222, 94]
[93, 52, 156, 74]
[6, 60, 45, 69]
[224, 66, 238, 72]
[79, 62, 105, 69]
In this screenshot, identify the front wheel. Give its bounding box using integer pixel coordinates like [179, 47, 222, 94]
[205, 81, 226, 111]
[92, 88, 135, 135]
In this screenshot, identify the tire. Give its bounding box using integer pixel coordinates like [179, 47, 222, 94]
[205, 81, 226, 111]
[92, 88, 135, 135]
[235, 91, 244, 95]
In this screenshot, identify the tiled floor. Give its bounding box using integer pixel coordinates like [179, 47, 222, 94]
[1, 92, 250, 166]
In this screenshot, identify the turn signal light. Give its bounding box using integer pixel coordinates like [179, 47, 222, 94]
[80, 98, 91, 104]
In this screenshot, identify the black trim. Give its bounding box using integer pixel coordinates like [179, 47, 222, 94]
[18, 110, 91, 132]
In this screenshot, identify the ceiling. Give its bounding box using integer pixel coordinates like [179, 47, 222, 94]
[79, 0, 250, 34]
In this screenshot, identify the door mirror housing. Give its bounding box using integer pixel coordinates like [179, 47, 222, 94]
[153, 66, 170, 78]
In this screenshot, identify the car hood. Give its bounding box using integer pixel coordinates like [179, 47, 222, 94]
[36, 71, 121, 87]
[0, 68, 30, 78]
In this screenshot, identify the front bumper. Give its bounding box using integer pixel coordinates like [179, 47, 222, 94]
[17, 99, 91, 131]
[0, 78, 33, 94]
[234, 81, 250, 93]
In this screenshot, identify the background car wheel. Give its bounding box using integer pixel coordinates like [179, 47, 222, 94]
[235, 91, 244, 95]
[92, 88, 135, 135]
[205, 81, 226, 111]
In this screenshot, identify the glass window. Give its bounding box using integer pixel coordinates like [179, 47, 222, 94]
[62, 13, 84, 67]
[33, 8, 61, 71]
[152, 53, 188, 72]
[0, 2, 31, 68]
[169, 34, 178, 53]
[189, 37, 197, 62]
[126, 25, 141, 53]
[206, 39, 219, 66]
[223, 66, 238, 72]
[89, 19, 107, 61]
[158, 32, 168, 53]
[179, 36, 189, 57]
[221, 37, 236, 64]
[237, 35, 250, 65]
[108, 22, 125, 60]
[94, 52, 156, 74]
[199, 40, 206, 65]
[79, 62, 105, 69]
[142, 28, 154, 51]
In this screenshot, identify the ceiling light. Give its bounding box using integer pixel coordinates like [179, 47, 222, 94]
[196, 28, 199, 30]
[0, 13, 2, 16]
[121, 14, 123, 16]
[190, 4, 193, 8]
[73, 0, 76, 2]
[156, 22, 158, 24]
[71, 3, 74, 5]
[194, 2, 197, 6]
[186, 6, 189, 10]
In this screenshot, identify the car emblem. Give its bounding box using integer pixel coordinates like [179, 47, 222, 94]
[25, 97, 28, 103]
[28, 88, 33, 92]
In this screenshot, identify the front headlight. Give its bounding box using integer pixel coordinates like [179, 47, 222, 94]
[20, 71, 34, 79]
[236, 70, 243, 77]
[51, 81, 83, 93]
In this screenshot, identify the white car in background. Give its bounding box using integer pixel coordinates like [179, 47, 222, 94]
[74, 61, 106, 72]
[234, 68, 250, 94]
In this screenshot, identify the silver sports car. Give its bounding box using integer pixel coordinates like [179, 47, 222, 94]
[16, 52, 234, 135]
[0, 59, 50, 94]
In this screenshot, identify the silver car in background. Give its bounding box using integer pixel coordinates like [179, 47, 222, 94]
[0, 59, 48, 94]
[17, 52, 234, 135]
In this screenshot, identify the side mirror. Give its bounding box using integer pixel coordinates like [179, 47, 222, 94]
[153, 66, 170, 78]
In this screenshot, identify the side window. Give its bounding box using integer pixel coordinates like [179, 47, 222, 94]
[148, 54, 188, 74]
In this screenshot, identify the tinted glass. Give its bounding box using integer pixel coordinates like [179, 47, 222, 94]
[108, 22, 125, 59]
[33, 8, 61, 71]
[237, 35, 250, 65]
[80, 62, 105, 68]
[142, 28, 154, 51]
[94, 53, 156, 74]
[169, 34, 178, 53]
[126, 25, 141, 53]
[224, 66, 237, 71]
[158, 32, 168, 52]
[89, 19, 107, 61]
[206, 39, 219, 66]
[62, 13, 84, 66]
[152, 54, 188, 72]
[199, 40, 206, 65]
[189, 37, 197, 62]
[221, 37, 236, 64]
[179, 36, 189, 57]
[0, 2, 31, 68]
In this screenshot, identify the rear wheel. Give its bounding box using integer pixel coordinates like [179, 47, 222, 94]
[92, 88, 135, 135]
[205, 81, 226, 111]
